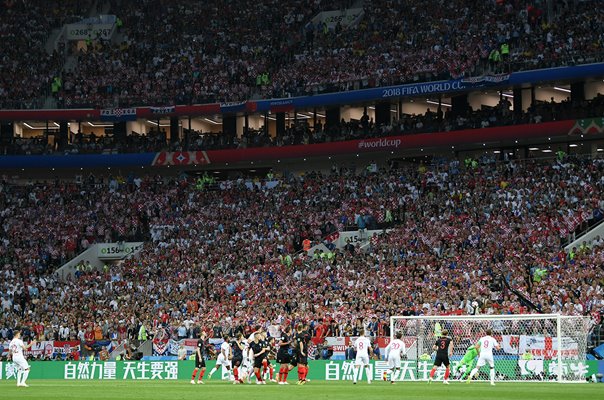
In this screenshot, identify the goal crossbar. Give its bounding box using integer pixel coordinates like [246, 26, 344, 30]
[390, 313, 564, 323]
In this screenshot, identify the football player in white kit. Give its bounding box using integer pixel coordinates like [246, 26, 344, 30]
[241, 339, 255, 383]
[383, 332, 406, 384]
[8, 330, 35, 387]
[353, 331, 372, 384]
[208, 334, 233, 380]
[467, 328, 501, 386]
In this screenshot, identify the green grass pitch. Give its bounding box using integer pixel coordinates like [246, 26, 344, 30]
[0, 380, 602, 400]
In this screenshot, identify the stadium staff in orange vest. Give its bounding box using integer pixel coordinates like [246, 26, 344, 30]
[302, 238, 311, 252]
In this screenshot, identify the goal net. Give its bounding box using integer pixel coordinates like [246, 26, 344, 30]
[390, 314, 592, 383]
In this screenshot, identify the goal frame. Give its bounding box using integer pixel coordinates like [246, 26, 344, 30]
[389, 313, 590, 383]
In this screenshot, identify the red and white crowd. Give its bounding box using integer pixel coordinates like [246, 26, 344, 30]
[2, 1, 603, 109]
[1, 155, 603, 351]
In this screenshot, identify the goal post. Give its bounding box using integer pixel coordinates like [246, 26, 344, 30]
[389, 314, 592, 383]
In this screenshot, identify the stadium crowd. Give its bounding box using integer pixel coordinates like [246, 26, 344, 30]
[1, 155, 603, 351]
[57, 0, 604, 107]
[0, 172, 149, 275]
[1, 0, 603, 109]
[0, 0, 94, 109]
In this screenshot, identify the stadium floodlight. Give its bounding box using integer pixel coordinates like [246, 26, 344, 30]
[390, 314, 592, 383]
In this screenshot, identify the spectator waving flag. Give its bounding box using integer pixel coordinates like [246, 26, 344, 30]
[117, 225, 126, 236]
[370, 233, 381, 246]
[307, 340, 317, 360]
[325, 231, 340, 243]
[572, 215, 582, 229]
[564, 215, 575, 230]
[502, 225, 513, 236]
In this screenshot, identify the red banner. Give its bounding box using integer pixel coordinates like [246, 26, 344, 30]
[152, 120, 575, 166]
[152, 151, 210, 166]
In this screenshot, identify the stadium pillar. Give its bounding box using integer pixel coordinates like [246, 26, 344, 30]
[169, 117, 179, 143]
[59, 122, 68, 151]
[451, 94, 469, 118]
[513, 88, 523, 117]
[0, 122, 14, 145]
[114, 122, 127, 143]
[571, 82, 585, 103]
[313, 108, 317, 129]
[276, 112, 286, 136]
[325, 107, 340, 130]
[223, 115, 236, 138]
[374, 101, 391, 126]
[185, 117, 192, 149]
[244, 114, 249, 136]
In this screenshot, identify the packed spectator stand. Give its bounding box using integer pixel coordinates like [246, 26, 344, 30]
[55, 0, 604, 107]
[1, 0, 603, 109]
[1, 155, 603, 359]
[1, 0, 604, 363]
[0, 0, 94, 109]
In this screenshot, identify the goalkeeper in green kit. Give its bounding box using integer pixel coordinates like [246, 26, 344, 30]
[454, 343, 479, 380]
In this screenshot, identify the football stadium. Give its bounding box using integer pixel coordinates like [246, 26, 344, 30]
[1, 1, 604, 399]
